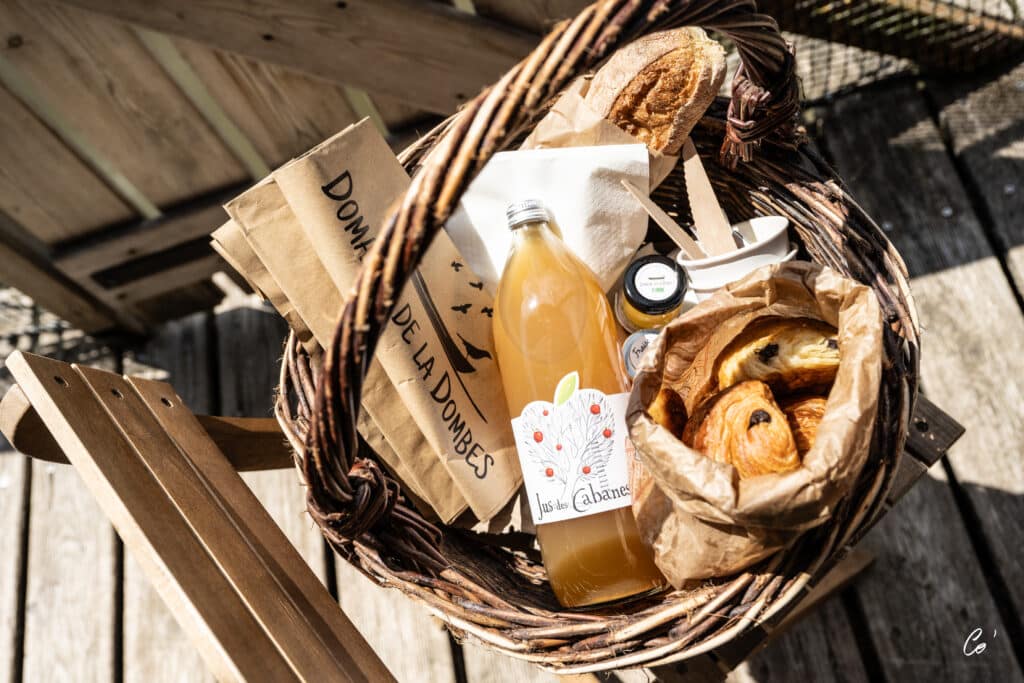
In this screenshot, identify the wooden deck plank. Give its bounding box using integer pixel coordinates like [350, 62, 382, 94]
[0, 84, 132, 244]
[471, 0, 583, 33]
[121, 314, 212, 683]
[332, 563, 458, 683]
[787, 32, 913, 103]
[53, 187, 239, 279]
[108, 252, 226, 305]
[369, 93, 434, 131]
[727, 597, 870, 683]
[929, 62, 1024, 312]
[462, 645, 561, 683]
[171, 39, 360, 167]
[19, 337, 119, 682]
[0, 212, 118, 333]
[215, 304, 328, 581]
[921, 60, 1024, 648]
[133, 281, 225, 327]
[0, 339, 29, 683]
[859, 477, 1022, 681]
[0, 0, 246, 210]
[822, 82, 1024, 682]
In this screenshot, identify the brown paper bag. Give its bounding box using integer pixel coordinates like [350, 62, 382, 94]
[274, 120, 521, 522]
[521, 77, 678, 190]
[211, 219, 314, 349]
[225, 178, 343, 347]
[224, 177, 469, 523]
[359, 361, 469, 522]
[210, 220, 265, 298]
[627, 262, 883, 585]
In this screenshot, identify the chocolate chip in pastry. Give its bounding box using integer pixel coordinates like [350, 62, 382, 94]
[648, 387, 688, 438]
[688, 381, 800, 479]
[716, 318, 840, 394]
[779, 394, 827, 456]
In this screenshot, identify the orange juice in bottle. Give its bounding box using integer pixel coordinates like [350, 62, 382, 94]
[492, 199, 666, 608]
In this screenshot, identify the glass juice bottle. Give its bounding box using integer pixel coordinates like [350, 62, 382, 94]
[492, 200, 666, 608]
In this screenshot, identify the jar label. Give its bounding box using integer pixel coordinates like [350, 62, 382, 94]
[634, 262, 678, 301]
[510, 371, 633, 525]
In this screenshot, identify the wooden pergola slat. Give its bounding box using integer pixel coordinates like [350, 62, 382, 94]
[52, 0, 538, 115]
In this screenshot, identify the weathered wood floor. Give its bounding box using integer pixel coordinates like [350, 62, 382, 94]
[2, 63, 1024, 682]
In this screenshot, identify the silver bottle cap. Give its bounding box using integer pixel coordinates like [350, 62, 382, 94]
[506, 199, 549, 230]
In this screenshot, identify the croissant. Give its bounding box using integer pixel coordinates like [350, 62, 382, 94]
[716, 318, 840, 394]
[780, 394, 827, 456]
[688, 381, 800, 478]
[648, 387, 688, 438]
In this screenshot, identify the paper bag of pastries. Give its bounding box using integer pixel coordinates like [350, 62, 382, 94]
[627, 262, 883, 586]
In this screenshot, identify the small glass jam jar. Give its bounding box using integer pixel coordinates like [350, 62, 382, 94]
[622, 329, 660, 379]
[614, 254, 686, 333]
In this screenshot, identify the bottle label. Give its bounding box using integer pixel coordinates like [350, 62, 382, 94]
[510, 371, 634, 525]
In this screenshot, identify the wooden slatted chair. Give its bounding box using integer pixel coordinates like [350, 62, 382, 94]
[0, 350, 963, 682]
[1, 350, 392, 683]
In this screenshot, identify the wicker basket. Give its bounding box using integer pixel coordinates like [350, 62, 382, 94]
[274, 0, 919, 673]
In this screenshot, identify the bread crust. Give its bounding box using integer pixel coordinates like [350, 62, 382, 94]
[585, 27, 726, 155]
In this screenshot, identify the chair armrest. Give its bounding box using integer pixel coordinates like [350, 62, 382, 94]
[1, 384, 295, 471]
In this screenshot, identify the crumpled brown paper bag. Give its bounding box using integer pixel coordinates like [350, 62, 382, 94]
[627, 261, 883, 585]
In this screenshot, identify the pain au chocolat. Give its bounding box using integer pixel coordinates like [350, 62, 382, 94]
[716, 317, 840, 394]
[648, 386, 688, 438]
[685, 381, 800, 479]
[779, 394, 827, 456]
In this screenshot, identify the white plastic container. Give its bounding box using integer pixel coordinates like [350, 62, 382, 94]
[677, 216, 794, 301]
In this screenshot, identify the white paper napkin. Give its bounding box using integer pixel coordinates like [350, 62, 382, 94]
[445, 144, 650, 293]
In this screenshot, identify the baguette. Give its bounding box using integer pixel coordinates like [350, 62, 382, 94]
[585, 27, 727, 155]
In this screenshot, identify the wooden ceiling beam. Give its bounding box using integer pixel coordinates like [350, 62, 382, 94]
[107, 252, 227, 305]
[51, 0, 538, 115]
[53, 184, 243, 278]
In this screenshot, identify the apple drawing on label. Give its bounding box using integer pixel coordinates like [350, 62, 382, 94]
[512, 372, 633, 524]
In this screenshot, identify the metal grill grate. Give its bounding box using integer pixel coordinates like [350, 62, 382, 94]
[0, 288, 68, 345]
[762, 0, 1024, 101]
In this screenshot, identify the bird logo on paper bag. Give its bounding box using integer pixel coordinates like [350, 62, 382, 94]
[320, 171, 494, 384]
[389, 274, 498, 479]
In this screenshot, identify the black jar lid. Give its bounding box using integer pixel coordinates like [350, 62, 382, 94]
[623, 254, 686, 315]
